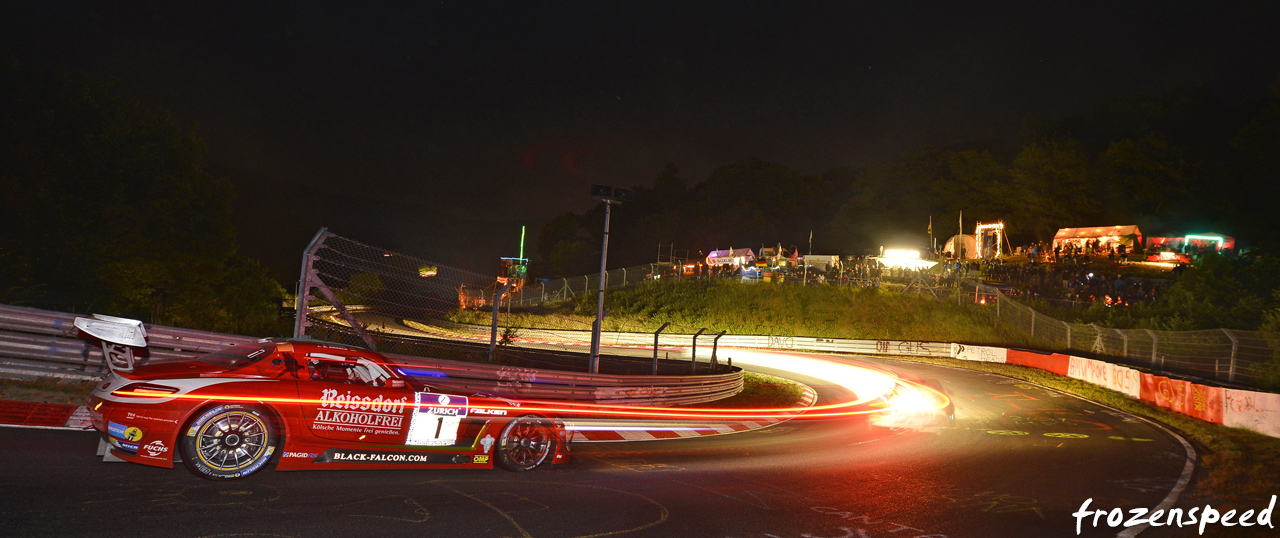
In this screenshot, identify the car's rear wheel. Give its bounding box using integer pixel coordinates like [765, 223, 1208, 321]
[495, 415, 555, 471]
[180, 404, 278, 480]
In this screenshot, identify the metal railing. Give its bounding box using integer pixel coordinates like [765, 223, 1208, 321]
[0, 303, 742, 406]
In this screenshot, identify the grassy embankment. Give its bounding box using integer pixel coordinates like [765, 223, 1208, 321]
[458, 278, 1280, 503]
[454, 278, 1037, 345]
[702, 372, 803, 409]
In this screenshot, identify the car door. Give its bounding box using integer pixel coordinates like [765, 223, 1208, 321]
[296, 352, 414, 445]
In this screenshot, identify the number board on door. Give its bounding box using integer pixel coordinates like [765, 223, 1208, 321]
[405, 393, 470, 446]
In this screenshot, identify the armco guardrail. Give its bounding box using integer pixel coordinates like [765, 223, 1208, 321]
[0, 304, 257, 381]
[416, 319, 954, 359]
[0, 304, 742, 406]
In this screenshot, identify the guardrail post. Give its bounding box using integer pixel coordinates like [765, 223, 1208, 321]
[653, 322, 671, 375]
[691, 328, 706, 374]
[1223, 328, 1239, 382]
[711, 330, 727, 372]
[488, 282, 514, 363]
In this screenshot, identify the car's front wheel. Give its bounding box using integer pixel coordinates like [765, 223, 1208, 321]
[495, 415, 556, 471]
[180, 404, 278, 480]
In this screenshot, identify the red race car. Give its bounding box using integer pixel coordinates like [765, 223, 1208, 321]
[87, 339, 570, 479]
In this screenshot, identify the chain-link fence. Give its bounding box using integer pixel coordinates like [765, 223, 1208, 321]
[516, 263, 965, 306]
[981, 283, 1278, 389]
[513, 263, 673, 306]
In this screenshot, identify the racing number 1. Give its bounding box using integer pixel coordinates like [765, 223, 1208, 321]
[406, 393, 466, 447]
[410, 414, 460, 446]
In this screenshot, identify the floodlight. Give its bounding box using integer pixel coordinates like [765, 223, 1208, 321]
[612, 187, 635, 203]
[884, 249, 920, 259]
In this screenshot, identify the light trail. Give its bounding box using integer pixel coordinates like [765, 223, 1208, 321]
[109, 348, 950, 425]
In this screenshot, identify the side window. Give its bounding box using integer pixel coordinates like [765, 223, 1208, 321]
[305, 353, 393, 387]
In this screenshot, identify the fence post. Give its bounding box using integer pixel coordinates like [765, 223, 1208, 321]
[995, 291, 1000, 318]
[1144, 329, 1158, 368]
[1066, 323, 1072, 350]
[584, 276, 589, 294]
[1223, 328, 1239, 382]
[488, 283, 514, 363]
[691, 328, 706, 374]
[622, 268, 627, 286]
[293, 227, 330, 339]
[653, 322, 670, 375]
[1030, 308, 1036, 337]
[711, 330, 727, 372]
[1119, 329, 1128, 358]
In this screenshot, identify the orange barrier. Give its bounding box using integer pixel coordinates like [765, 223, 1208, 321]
[1006, 349, 1070, 376]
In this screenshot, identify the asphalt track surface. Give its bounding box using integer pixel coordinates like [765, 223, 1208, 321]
[0, 352, 1217, 538]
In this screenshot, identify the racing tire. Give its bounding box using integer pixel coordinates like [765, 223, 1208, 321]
[180, 404, 279, 480]
[495, 415, 556, 472]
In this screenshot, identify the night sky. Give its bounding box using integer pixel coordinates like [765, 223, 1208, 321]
[3, 1, 1279, 280]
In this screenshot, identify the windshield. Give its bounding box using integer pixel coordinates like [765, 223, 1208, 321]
[195, 343, 276, 370]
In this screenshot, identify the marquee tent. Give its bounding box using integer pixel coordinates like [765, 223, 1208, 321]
[942, 234, 977, 259]
[1052, 225, 1141, 250]
[706, 248, 756, 266]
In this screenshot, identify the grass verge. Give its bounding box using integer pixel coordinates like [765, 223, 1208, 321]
[690, 372, 804, 410]
[878, 354, 1280, 504]
[0, 377, 98, 406]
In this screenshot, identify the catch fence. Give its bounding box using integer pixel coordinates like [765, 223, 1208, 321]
[976, 283, 1277, 389]
[292, 230, 741, 379]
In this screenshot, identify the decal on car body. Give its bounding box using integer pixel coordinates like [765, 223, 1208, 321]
[406, 392, 468, 446]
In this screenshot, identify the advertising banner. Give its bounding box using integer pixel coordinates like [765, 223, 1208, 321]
[1188, 384, 1224, 425]
[950, 344, 1008, 363]
[1224, 389, 1280, 438]
[1105, 363, 1142, 399]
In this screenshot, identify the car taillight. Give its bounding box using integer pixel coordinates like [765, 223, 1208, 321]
[112, 383, 181, 397]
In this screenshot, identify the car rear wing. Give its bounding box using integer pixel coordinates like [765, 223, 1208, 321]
[74, 314, 147, 373]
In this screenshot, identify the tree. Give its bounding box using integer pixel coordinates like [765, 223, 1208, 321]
[1008, 139, 1096, 241]
[1099, 133, 1191, 219]
[1231, 74, 1280, 250]
[0, 59, 288, 336]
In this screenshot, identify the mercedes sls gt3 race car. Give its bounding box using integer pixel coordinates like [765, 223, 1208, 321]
[88, 340, 570, 479]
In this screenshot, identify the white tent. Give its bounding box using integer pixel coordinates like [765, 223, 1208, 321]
[942, 234, 978, 259]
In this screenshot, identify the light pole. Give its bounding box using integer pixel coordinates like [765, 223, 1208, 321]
[588, 184, 633, 373]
